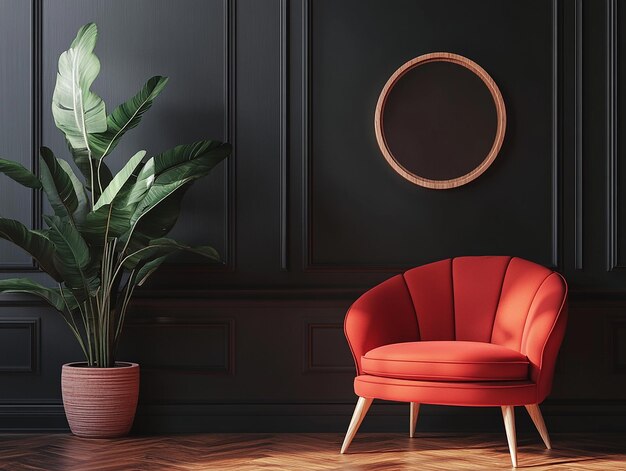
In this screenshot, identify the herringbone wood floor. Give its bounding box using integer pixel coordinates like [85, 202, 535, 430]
[0, 433, 624, 470]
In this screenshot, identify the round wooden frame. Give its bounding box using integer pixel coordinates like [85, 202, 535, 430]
[374, 52, 506, 190]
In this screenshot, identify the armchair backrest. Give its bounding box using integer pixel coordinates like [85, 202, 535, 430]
[345, 256, 568, 399]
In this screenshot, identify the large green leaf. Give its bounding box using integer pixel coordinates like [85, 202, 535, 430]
[94, 150, 146, 211]
[79, 157, 149, 243]
[51, 23, 106, 156]
[124, 141, 230, 239]
[57, 158, 89, 222]
[39, 147, 80, 220]
[133, 255, 169, 287]
[125, 238, 219, 289]
[124, 237, 219, 269]
[124, 157, 155, 206]
[153, 140, 231, 175]
[0, 158, 41, 189]
[0, 278, 66, 311]
[128, 183, 190, 241]
[90, 76, 169, 159]
[0, 218, 62, 281]
[44, 215, 99, 294]
[79, 203, 133, 243]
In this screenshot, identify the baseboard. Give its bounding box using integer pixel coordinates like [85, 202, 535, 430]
[0, 404, 68, 432]
[133, 402, 626, 433]
[2, 401, 624, 434]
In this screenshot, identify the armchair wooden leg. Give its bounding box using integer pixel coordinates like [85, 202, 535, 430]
[501, 406, 518, 468]
[340, 397, 373, 454]
[409, 402, 420, 438]
[525, 403, 552, 449]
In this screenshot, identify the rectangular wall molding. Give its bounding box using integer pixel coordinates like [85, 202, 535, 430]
[304, 323, 354, 373]
[280, 0, 290, 271]
[299, 0, 411, 273]
[551, 0, 562, 269]
[222, 0, 238, 273]
[0, 318, 39, 373]
[608, 316, 626, 373]
[606, 0, 623, 271]
[574, 0, 584, 270]
[121, 318, 235, 375]
[160, 0, 236, 276]
[31, 0, 43, 237]
[0, 0, 41, 270]
[301, 0, 562, 272]
[2, 0, 235, 274]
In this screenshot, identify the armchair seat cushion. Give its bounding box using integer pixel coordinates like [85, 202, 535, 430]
[361, 341, 529, 382]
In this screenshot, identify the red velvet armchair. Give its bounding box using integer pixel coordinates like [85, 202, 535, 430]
[341, 256, 568, 467]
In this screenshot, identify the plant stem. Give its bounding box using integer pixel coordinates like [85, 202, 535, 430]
[100, 240, 108, 367]
[87, 238, 121, 368]
[73, 295, 93, 366]
[96, 159, 103, 196]
[114, 269, 136, 346]
[58, 285, 89, 361]
[88, 157, 96, 208]
[86, 297, 100, 366]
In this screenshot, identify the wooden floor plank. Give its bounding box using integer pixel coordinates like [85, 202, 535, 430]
[0, 433, 624, 470]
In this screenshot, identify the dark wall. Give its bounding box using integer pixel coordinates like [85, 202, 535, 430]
[1, 0, 626, 433]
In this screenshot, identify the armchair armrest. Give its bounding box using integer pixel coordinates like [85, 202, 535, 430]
[344, 275, 420, 375]
[520, 272, 568, 403]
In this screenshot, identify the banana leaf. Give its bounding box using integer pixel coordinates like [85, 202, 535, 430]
[44, 215, 99, 294]
[126, 239, 219, 288]
[123, 158, 155, 206]
[79, 155, 150, 243]
[0, 278, 67, 311]
[51, 23, 106, 158]
[90, 76, 169, 159]
[0, 158, 41, 189]
[133, 254, 169, 287]
[124, 141, 230, 240]
[153, 140, 231, 175]
[57, 159, 89, 222]
[39, 147, 81, 220]
[0, 218, 62, 281]
[94, 150, 146, 211]
[79, 203, 133, 243]
[123, 236, 219, 269]
[127, 184, 190, 241]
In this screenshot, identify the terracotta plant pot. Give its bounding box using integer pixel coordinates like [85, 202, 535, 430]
[61, 362, 140, 438]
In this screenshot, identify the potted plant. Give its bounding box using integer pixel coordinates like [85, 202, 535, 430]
[0, 23, 231, 438]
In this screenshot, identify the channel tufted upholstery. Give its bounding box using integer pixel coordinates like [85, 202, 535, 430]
[341, 256, 568, 467]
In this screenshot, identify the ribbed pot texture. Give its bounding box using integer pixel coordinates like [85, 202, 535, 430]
[61, 362, 139, 438]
